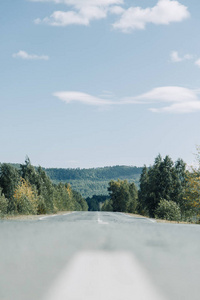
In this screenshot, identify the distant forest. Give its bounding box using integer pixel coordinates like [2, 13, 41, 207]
[6, 165, 142, 198]
[44, 166, 143, 197]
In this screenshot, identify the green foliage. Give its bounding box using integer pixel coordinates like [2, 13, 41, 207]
[108, 179, 138, 213]
[7, 163, 142, 198]
[36, 166, 55, 213]
[101, 199, 113, 211]
[45, 166, 142, 198]
[0, 163, 20, 212]
[155, 199, 181, 221]
[37, 195, 47, 214]
[86, 195, 108, 211]
[72, 190, 88, 211]
[183, 147, 200, 218]
[45, 165, 142, 181]
[13, 178, 38, 215]
[138, 155, 188, 217]
[0, 157, 89, 216]
[0, 189, 8, 216]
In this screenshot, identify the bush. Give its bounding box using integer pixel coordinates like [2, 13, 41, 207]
[155, 199, 181, 221]
[0, 189, 8, 216]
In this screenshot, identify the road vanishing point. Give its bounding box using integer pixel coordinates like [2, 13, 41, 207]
[1, 212, 200, 300]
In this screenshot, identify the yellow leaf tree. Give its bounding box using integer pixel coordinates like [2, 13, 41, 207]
[184, 146, 200, 216]
[13, 178, 38, 214]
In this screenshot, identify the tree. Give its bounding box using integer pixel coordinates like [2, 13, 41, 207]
[35, 166, 55, 213]
[72, 190, 88, 211]
[0, 164, 20, 213]
[13, 178, 39, 215]
[138, 154, 188, 218]
[108, 179, 138, 213]
[183, 147, 200, 218]
[20, 157, 38, 186]
[128, 183, 138, 213]
[138, 165, 149, 215]
[173, 159, 187, 213]
[0, 188, 8, 216]
[101, 199, 113, 211]
[86, 197, 100, 211]
[184, 170, 200, 217]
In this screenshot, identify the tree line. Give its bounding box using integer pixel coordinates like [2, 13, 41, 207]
[45, 165, 143, 181]
[101, 150, 200, 222]
[1, 150, 200, 222]
[0, 157, 88, 217]
[45, 165, 142, 198]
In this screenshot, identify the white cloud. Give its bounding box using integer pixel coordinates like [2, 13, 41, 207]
[133, 86, 200, 113]
[113, 0, 190, 32]
[109, 5, 124, 15]
[150, 101, 200, 113]
[195, 59, 200, 68]
[36, 9, 107, 26]
[54, 87, 200, 114]
[32, 0, 189, 30]
[170, 51, 200, 69]
[54, 91, 114, 105]
[32, 0, 123, 26]
[30, 0, 123, 7]
[184, 54, 193, 60]
[170, 51, 182, 62]
[170, 51, 193, 62]
[135, 86, 198, 103]
[35, 0, 123, 26]
[12, 50, 49, 60]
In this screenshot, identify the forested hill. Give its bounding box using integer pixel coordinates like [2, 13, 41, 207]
[44, 166, 143, 197]
[44, 166, 142, 181]
[6, 164, 143, 198]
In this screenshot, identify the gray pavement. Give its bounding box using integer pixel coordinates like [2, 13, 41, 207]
[0, 212, 200, 300]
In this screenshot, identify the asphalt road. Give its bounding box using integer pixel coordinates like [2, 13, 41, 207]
[0, 212, 200, 300]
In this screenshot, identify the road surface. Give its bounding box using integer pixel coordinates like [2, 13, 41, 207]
[0, 212, 200, 300]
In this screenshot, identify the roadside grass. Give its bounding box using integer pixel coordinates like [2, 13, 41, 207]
[0, 211, 72, 221]
[125, 213, 197, 224]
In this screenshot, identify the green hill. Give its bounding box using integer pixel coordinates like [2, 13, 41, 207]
[4, 163, 143, 198]
[44, 166, 142, 198]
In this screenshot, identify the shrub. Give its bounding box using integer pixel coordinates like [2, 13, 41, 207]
[155, 199, 181, 221]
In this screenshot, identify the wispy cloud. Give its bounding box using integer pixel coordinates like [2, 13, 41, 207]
[31, 0, 189, 30]
[54, 91, 115, 106]
[12, 50, 49, 60]
[112, 0, 190, 33]
[134, 87, 200, 113]
[170, 51, 193, 62]
[170, 50, 200, 68]
[54, 87, 200, 114]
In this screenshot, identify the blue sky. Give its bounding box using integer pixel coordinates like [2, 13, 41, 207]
[1, 0, 200, 168]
